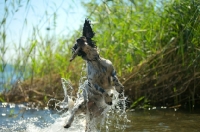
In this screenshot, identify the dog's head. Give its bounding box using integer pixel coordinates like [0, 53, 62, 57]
[71, 36, 87, 59]
[70, 19, 97, 61]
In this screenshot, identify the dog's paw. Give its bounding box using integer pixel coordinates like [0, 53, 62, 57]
[115, 85, 124, 94]
[103, 93, 112, 105]
[107, 101, 112, 105]
[64, 124, 70, 128]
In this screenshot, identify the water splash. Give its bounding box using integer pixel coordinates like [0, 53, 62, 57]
[46, 73, 129, 132]
[47, 78, 74, 113]
[26, 113, 86, 132]
[61, 77, 129, 131]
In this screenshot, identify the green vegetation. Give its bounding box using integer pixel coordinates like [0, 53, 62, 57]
[0, 0, 200, 110]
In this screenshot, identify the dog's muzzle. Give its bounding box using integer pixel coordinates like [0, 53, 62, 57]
[70, 44, 86, 62]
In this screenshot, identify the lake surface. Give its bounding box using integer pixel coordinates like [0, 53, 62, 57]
[1, 102, 200, 132]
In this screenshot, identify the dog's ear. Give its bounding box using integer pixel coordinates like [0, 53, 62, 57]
[83, 19, 95, 38]
[82, 19, 96, 48]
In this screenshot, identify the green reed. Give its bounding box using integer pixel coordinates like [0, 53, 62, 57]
[1, 0, 200, 110]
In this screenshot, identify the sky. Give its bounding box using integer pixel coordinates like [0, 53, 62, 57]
[0, 0, 87, 62]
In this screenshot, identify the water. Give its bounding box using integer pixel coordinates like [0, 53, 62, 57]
[1, 103, 200, 132]
[0, 102, 86, 132]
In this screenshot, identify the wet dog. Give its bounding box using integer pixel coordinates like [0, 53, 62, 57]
[64, 19, 124, 130]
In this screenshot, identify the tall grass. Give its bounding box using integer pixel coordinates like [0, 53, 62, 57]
[0, 0, 200, 109]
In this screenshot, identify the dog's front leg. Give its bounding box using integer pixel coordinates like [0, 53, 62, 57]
[64, 97, 85, 128]
[103, 92, 113, 105]
[64, 114, 74, 128]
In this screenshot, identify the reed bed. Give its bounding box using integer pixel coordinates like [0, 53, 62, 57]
[0, 0, 200, 110]
[123, 43, 200, 109]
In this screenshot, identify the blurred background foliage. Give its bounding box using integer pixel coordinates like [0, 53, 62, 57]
[0, 0, 200, 109]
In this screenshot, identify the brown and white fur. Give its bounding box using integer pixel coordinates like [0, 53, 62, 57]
[64, 21, 124, 131]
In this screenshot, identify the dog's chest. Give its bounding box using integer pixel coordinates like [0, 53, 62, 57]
[87, 60, 112, 88]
